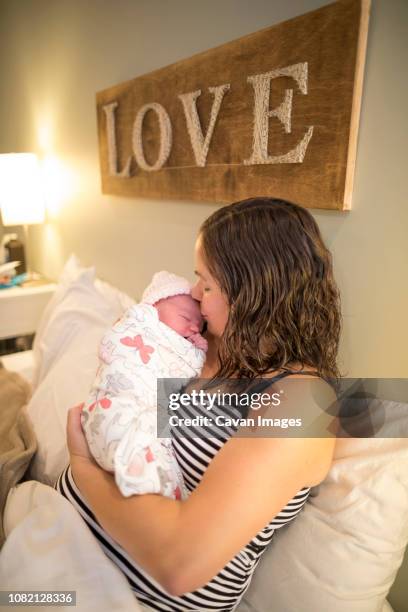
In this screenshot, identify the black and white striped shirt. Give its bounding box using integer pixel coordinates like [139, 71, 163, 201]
[56, 373, 312, 611]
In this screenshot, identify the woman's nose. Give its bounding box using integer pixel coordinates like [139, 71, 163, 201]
[191, 282, 201, 301]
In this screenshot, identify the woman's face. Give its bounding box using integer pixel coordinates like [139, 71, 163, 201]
[191, 237, 229, 338]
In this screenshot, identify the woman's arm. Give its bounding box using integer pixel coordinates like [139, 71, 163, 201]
[67, 404, 184, 591]
[68, 397, 335, 596]
[70, 456, 183, 589]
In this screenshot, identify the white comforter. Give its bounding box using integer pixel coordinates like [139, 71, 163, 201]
[0, 481, 145, 611]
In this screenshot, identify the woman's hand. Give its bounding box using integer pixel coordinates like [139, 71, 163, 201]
[66, 403, 94, 465]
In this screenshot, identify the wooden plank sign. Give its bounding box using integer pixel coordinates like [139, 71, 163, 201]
[96, 0, 370, 210]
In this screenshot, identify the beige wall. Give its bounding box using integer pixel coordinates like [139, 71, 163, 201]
[0, 2, 407, 609]
[0, 0, 407, 380]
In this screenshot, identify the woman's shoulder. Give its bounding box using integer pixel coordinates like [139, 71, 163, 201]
[261, 364, 337, 401]
[249, 365, 337, 488]
[260, 363, 338, 419]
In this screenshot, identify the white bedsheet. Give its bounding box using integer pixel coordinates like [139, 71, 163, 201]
[0, 481, 147, 611]
[1, 350, 35, 385]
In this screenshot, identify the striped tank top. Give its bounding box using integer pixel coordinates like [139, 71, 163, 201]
[56, 371, 313, 611]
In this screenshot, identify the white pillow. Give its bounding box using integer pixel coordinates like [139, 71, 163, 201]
[32, 254, 88, 382]
[27, 256, 135, 485]
[240, 403, 408, 612]
[32, 254, 134, 388]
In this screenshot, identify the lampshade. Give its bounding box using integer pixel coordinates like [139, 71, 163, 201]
[0, 153, 45, 226]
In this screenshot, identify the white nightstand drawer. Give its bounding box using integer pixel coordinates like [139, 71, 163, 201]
[0, 283, 57, 339]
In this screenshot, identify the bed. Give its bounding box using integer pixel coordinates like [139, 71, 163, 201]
[0, 255, 407, 612]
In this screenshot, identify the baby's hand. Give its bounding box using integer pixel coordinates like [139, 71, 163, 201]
[188, 333, 208, 351]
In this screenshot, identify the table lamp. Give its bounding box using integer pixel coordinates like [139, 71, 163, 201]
[0, 153, 45, 277]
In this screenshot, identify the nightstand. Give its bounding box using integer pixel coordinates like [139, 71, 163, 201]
[0, 279, 57, 341]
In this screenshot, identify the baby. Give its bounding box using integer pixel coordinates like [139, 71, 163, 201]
[81, 271, 207, 500]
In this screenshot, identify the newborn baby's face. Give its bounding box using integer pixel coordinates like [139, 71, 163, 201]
[155, 294, 204, 341]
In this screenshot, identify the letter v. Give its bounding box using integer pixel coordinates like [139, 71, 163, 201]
[178, 84, 230, 167]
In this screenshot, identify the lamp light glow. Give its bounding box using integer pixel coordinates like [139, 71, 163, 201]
[0, 153, 45, 226]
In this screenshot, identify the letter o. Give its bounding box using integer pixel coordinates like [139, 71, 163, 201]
[132, 102, 172, 171]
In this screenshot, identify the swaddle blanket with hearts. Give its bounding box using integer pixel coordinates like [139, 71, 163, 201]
[81, 303, 205, 500]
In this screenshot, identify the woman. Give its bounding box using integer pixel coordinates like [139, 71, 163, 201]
[61, 197, 341, 611]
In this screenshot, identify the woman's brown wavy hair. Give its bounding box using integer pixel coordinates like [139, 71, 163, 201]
[199, 197, 342, 381]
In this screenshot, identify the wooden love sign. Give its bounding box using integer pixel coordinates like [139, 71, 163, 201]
[96, 0, 370, 210]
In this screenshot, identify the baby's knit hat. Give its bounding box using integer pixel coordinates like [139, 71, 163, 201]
[142, 270, 191, 305]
